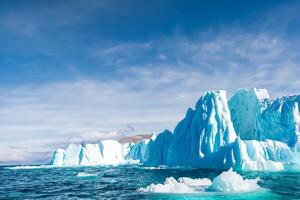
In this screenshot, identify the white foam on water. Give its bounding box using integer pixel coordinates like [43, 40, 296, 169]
[7, 165, 53, 170]
[138, 168, 260, 194]
[143, 165, 169, 170]
[76, 172, 97, 177]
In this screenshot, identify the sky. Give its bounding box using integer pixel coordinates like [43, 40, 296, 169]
[1, 0, 300, 164]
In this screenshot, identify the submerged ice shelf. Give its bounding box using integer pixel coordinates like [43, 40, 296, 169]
[50, 88, 300, 171]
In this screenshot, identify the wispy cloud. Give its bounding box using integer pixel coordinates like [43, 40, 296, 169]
[91, 29, 300, 96]
[1, 28, 300, 163]
[2, 29, 300, 164]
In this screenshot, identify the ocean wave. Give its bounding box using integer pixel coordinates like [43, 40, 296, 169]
[7, 165, 53, 170]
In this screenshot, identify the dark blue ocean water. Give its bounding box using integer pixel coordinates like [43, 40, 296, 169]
[0, 165, 299, 199]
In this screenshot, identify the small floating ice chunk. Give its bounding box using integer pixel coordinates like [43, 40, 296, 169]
[138, 177, 212, 193]
[139, 168, 260, 194]
[138, 177, 197, 193]
[76, 172, 97, 177]
[209, 168, 260, 192]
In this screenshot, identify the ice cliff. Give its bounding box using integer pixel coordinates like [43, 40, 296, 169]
[51, 89, 299, 171]
[51, 140, 132, 166]
[229, 88, 300, 148]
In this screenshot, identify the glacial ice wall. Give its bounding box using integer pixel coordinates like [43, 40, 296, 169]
[167, 90, 237, 166]
[51, 140, 131, 166]
[50, 89, 298, 171]
[229, 88, 300, 147]
[231, 138, 294, 171]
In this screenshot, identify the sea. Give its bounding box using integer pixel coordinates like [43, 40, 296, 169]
[0, 164, 299, 199]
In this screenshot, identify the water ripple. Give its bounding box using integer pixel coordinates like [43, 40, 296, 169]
[0, 165, 299, 199]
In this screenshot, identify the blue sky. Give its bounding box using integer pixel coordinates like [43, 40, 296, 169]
[1, 0, 300, 164]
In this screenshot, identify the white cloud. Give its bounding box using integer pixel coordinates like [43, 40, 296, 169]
[1, 18, 300, 164]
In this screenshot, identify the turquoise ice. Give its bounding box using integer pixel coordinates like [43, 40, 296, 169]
[51, 88, 299, 171]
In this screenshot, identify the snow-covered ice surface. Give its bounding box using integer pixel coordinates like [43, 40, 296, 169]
[50, 140, 137, 166]
[138, 168, 260, 194]
[138, 177, 199, 194]
[50, 88, 300, 171]
[208, 169, 260, 192]
[138, 176, 212, 194]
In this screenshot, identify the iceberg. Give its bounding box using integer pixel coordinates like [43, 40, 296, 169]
[232, 138, 294, 171]
[208, 168, 260, 192]
[51, 140, 130, 166]
[229, 88, 300, 147]
[138, 168, 260, 194]
[165, 90, 237, 167]
[50, 89, 299, 171]
[51, 148, 65, 166]
[138, 177, 198, 194]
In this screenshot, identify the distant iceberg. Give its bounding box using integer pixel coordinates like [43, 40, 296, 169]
[51, 140, 134, 166]
[50, 89, 299, 171]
